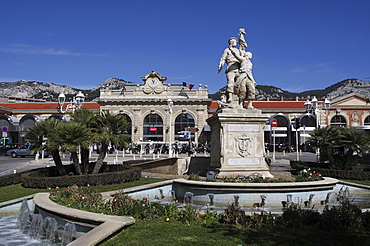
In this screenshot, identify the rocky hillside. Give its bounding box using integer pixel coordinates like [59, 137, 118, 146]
[210, 78, 370, 100]
[0, 78, 369, 102]
[0, 80, 91, 101]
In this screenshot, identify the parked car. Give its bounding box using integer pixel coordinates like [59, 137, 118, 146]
[6, 144, 50, 158]
[0, 143, 23, 156]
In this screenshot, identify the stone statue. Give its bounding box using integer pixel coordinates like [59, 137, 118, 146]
[218, 28, 256, 108]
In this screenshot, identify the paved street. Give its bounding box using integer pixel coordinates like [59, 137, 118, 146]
[0, 150, 317, 177]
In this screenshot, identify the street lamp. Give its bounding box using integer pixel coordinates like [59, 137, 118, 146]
[58, 91, 85, 113]
[167, 99, 173, 158]
[304, 96, 330, 161]
[304, 96, 330, 128]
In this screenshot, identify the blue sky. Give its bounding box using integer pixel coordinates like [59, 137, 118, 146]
[1, 0, 369, 94]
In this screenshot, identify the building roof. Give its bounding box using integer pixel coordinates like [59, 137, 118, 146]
[0, 102, 100, 112]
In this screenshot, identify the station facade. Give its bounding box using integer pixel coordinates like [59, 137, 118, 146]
[0, 71, 370, 148]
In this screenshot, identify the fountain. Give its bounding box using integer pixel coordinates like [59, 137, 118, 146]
[119, 178, 370, 214]
[184, 192, 194, 205]
[0, 199, 78, 245]
[17, 199, 77, 245]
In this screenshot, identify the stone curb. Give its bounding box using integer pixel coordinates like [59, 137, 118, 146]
[33, 193, 135, 246]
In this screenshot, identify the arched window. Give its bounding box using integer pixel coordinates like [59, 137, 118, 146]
[300, 115, 316, 128]
[330, 115, 346, 127]
[364, 116, 370, 125]
[175, 113, 195, 140]
[143, 114, 163, 141]
[120, 114, 132, 135]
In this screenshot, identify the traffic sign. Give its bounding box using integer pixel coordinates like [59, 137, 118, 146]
[1, 126, 8, 132]
[271, 119, 278, 127]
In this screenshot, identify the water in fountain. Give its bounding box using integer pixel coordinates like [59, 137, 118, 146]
[61, 222, 77, 245]
[233, 195, 240, 207]
[12, 199, 78, 245]
[208, 193, 215, 206]
[201, 193, 216, 210]
[44, 216, 59, 242]
[169, 190, 176, 201]
[337, 186, 350, 203]
[184, 192, 194, 205]
[281, 194, 292, 208]
[158, 189, 165, 199]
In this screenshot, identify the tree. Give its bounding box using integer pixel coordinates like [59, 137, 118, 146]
[309, 126, 338, 165]
[27, 118, 67, 176]
[335, 127, 370, 169]
[310, 126, 370, 169]
[70, 109, 97, 174]
[54, 121, 94, 175]
[92, 111, 129, 174]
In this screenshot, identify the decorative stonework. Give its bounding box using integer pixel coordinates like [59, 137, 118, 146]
[234, 134, 252, 157]
[207, 107, 272, 178]
[142, 71, 167, 94]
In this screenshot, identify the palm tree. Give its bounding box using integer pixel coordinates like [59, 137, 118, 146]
[336, 127, 370, 169]
[70, 109, 97, 174]
[309, 126, 339, 164]
[27, 118, 67, 176]
[54, 121, 94, 175]
[92, 111, 129, 174]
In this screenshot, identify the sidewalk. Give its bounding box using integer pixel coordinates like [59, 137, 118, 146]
[4, 151, 316, 178]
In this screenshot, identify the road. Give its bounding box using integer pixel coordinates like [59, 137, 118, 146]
[0, 151, 317, 177]
[0, 155, 53, 176]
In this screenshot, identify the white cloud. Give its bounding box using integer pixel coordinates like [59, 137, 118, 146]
[0, 44, 108, 57]
[291, 63, 335, 75]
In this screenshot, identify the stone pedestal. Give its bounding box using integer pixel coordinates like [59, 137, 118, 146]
[207, 105, 272, 178]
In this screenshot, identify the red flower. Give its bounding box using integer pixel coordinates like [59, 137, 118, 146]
[315, 173, 319, 176]
[67, 197, 71, 199]
[99, 194, 102, 197]
[143, 197, 147, 200]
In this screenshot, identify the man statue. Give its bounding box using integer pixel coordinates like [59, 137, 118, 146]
[218, 28, 256, 108]
[218, 37, 240, 103]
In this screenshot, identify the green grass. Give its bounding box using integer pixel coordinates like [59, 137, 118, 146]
[102, 220, 370, 246]
[0, 177, 168, 203]
[2, 176, 370, 245]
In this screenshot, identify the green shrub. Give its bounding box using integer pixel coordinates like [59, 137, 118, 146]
[319, 200, 364, 231]
[21, 164, 141, 188]
[282, 203, 320, 229]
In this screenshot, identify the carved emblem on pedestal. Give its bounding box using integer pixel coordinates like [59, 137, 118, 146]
[235, 134, 252, 157]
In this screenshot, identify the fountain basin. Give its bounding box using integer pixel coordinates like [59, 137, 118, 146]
[33, 193, 136, 245]
[114, 178, 370, 213]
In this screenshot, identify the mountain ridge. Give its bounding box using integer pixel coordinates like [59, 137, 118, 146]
[0, 78, 369, 102]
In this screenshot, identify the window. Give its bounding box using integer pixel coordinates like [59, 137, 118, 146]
[175, 113, 195, 140]
[330, 115, 346, 127]
[143, 114, 163, 141]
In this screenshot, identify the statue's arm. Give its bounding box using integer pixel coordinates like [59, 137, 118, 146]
[218, 49, 228, 73]
[229, 47, 244, 62]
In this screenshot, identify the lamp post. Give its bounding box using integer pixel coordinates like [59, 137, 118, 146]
[58, 91, 85, 113]
[167, 99, 173, 158]
[304, 96, 330, 161]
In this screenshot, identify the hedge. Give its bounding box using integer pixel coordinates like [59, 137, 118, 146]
[290, 161, 370, 180]
[21, 164, 142, 189]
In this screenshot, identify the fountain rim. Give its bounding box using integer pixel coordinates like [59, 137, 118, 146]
[32, 193, 135, 246]
[173, 177, 339, 188]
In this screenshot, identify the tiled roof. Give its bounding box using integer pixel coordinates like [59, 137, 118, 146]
[0, 102, 100, 111]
